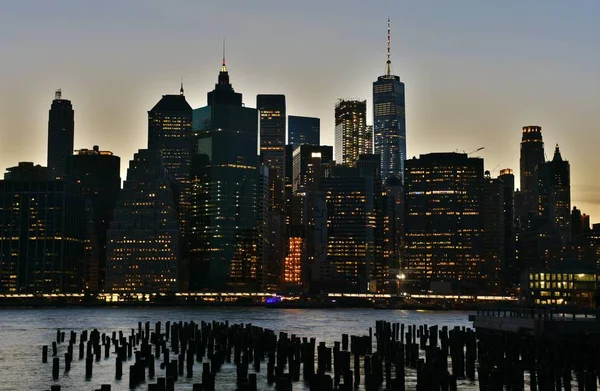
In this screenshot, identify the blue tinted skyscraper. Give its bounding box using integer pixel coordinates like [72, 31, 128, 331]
[373, 20, 406, 181]
[288, 115, 320, 147]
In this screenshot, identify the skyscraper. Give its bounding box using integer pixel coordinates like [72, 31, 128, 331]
[257, 94, 286, 179]
[498, 168, 516, 289]
[373, 19, 406, 182]
[320, 155, 384, 292]
[148, 89, 193, 288]
[404, 153, 484, 294]
[288, 115, 320, 147]
[106, 149, 179, 292]
[47, 89, 74, 177]
[538, 144, 571, 243]
[334, 99, 369, 167]
[65, 146, 121, 291]
[148, 86, 193, 191]
[189, 54, 259, 291]
[0, 163, 85, 293]
[482, 171, 506, 293]
[519, 125, 545, 217]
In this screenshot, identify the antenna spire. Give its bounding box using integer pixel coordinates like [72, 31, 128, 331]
[386, 18, 392, 76]
[221, 39, 228, 72]
[180, 78, 184, 95]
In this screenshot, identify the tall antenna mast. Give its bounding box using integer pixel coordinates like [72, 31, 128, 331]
[386, 18, 392, 76]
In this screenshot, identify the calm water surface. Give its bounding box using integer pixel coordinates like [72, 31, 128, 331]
[0, 307, 475, 391]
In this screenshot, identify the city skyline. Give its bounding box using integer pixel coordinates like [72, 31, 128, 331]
[0, 1, 599, 221]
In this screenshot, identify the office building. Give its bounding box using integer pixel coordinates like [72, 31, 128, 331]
[106, 149, 179, 292]
[65, 146, 121, 291]
[258, 95, 286, 179]
[0, 163, 85, 293]
[319, 155, 384, 292]
[291, 145, 334, 194]
[519, 126, 545, 217]
[538, 144, 571, 244]
[47, 89, 74, 177]
[373, 19, 406, 181]
[523, 270, 599, 307]
[288, 115, 320, 147]
[334, 99, 369, 167]
[482, 171, 506, 293]
[404, 153, 484, 294]
[189, 55, 259, 291]
[498, 168, 517, 289]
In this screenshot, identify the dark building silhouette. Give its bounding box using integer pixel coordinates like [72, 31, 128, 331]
[47, 89, 74, 177]
[65, 146, 121, 291]
[519, 125, 545, 218]
[106, 149, 179, 292]
[538, 144, 571, 244]
[148, 88, 193, 290]
[498, 168, 517, 289]
[404, 153, 484, 294]
[0, 163, 85, 293]
[190, 55, 259, 291]
[482, 171, 506, 293]
[373, 19, 406, 182]
[572, 206, 591, 242]
[288, 115, 320, 147]
[335, 100, 370, 167]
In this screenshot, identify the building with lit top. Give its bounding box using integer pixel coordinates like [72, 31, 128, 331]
[47, 89, 74, 177]
[404, 153, 485, 294]
[334, 99, 370, 167]
[189, 54, 259, 291]
[519, 125, 545, 218]
[288, 115, 320, 148]
[0, 163, 85, 293]
[373, 19, 406, 182]
[106, 149, 179, 292]
[65, 145, 121, 291]
[258, 94, 286, 181]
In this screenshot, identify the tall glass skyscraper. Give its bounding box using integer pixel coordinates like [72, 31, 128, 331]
[190, 56, 259, 291]
[373, 20, 406, 182]
[47, 89, 74, 177]
[334, 99, 369, 167]
[288, 115, 320, 147]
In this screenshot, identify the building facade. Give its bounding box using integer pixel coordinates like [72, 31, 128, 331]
[106, 149, 179, 292]
[288, 115, 320, 147]
[65, 146, 121, 291]
[404, 153, 485, 294]
[0, 164, 85, 293]
[334, 99, 369, 167]
[189, 58, 259, 291]
[257, 94, 286, 180]
[538, 144, 571, 244]
[519, 125, 545, 218]
[47, 90, 74, 177]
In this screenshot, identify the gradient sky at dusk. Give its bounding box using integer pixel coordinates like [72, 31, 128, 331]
[0, 1, 599, 220]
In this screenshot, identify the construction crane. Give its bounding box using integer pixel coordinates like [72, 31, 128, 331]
[467, 147, 485, 155]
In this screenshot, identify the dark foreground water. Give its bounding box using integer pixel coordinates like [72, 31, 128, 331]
[0, 307, 475, 391]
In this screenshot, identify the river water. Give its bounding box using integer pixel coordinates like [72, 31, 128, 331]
[0, 307, 476, 390]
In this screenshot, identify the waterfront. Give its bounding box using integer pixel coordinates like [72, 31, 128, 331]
[0, 307, 473, 390]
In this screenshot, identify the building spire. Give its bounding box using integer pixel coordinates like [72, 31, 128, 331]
[386, 18, 392, 76]
[221, 38, 227, 73]
[553, 143, 563, 161]
[180, 79, 184, 95]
